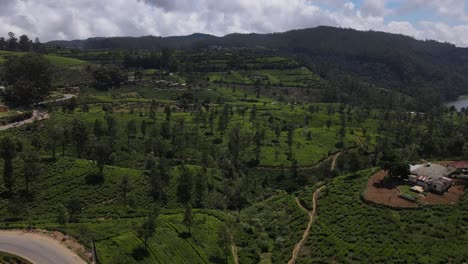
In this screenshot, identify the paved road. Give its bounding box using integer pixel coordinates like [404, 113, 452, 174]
[37, 94, 76, 105]
[0, 110, 49, 131]
[0, 94, 76, 131]
[0, 230, 86, 264]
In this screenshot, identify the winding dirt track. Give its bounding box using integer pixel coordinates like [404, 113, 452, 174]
[230, 232, 239, 264]
[330, 152, 341, 171]
[288, 186, 325, 264]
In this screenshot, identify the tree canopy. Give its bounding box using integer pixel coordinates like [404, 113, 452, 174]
[3, 53, 52, 106]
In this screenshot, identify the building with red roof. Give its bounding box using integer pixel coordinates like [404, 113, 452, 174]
[448, 161, 468, 174]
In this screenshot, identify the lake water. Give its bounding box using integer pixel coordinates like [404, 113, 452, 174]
[445, 97, 468, 111]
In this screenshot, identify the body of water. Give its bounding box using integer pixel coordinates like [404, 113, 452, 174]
[445, 97, 468, 111]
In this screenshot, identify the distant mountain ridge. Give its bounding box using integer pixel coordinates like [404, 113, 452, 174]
[47, 26, 468, 101]
[47, 32, 218, 49]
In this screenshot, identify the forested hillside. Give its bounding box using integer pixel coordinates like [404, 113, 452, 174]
[49, 26, 468, 104]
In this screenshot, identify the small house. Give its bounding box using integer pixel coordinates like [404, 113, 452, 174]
[0, 105, 9, 112]
[408, 163, 456, 193]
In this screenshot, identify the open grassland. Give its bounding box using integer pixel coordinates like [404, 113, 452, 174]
[297, 169, 468, 264]
[0, 51, 86, 67]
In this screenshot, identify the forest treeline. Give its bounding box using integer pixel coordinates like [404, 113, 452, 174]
[49, 26, 468, 103]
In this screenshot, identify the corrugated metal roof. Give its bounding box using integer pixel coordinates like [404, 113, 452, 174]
[449, 161, 468, 169]
[411, 163, 454, 180]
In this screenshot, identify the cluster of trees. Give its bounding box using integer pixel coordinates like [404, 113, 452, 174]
[1, 53, 52, 106]
[123, 48, 178, 72]
[92, 64, 125, 90]
[0, 32, 45, 53]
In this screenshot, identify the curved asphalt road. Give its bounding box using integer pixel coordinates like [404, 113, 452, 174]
[0, 230, 86, 264]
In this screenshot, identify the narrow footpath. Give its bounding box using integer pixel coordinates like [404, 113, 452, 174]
[288, 186, 325, 264]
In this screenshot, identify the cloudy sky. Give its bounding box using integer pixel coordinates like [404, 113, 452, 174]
[1, 0, 468, 46]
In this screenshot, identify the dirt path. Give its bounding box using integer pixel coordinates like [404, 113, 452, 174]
[330, 152, 341, 171]
[231, 235, 239, 264]
[288, 186, 325, 264]
[354, 135, 364, 147]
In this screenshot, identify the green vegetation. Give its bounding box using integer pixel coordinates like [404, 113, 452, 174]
[0, 51, 86, 67]
[0, 251, 32, 264]
[1, 34, 468, 264]
[297, 169, 468, 263]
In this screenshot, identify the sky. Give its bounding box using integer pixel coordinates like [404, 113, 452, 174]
[0, 0, 468, 47]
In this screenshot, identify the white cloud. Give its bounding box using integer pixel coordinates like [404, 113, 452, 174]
[360, 0, 391, 17]
[0, 0, 467, 47]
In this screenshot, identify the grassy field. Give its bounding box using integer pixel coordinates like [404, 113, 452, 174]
[0, 51, 86, 67]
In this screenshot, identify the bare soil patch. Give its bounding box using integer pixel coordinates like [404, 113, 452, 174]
[364, 170, 467, 208]
[364, 170, 417, 208]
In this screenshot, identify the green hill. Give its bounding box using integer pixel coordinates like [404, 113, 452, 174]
[0, 50, 86, 67]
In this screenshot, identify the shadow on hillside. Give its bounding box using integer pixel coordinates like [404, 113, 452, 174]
[0, 191, 13, 199]
[178, 232, 191, 239]
[209, 256, 226, 264]
[131, 246, 149, 261]
[85, 172, 104, 185]
[373, 178, 400, 189]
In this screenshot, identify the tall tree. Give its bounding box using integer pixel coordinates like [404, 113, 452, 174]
[0, 137, 17, 193]
[105, 114, 119, 141]
[141, 120, 147, 138]
[56, 203, 69, 225]
[66, 198, 82, 222]
[18, 35, 31, 52]
[149, 165, 165, 202]
[93, 119, 104, 139]
[46, 121, 63, 159]
[138, 209, 159, 249]
[71, 119, 88, 158]
[119, 175, 132, 203]
[22, 150, 40, 193]
[92, 64, 125, 90]
[91, 142, 114, 179]
[7, 32, 18, 51]
[194, 170, 207, 208]
[176, 166, 193, 205]
[126, 119, 137, 148]
[183, 203, 194, 236]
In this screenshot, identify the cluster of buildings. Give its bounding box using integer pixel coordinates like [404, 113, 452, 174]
[408, 162, 468, 193]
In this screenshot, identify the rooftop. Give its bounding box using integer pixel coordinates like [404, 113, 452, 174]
[411, 163, 456, 180]
[448, 161, 468, 169]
